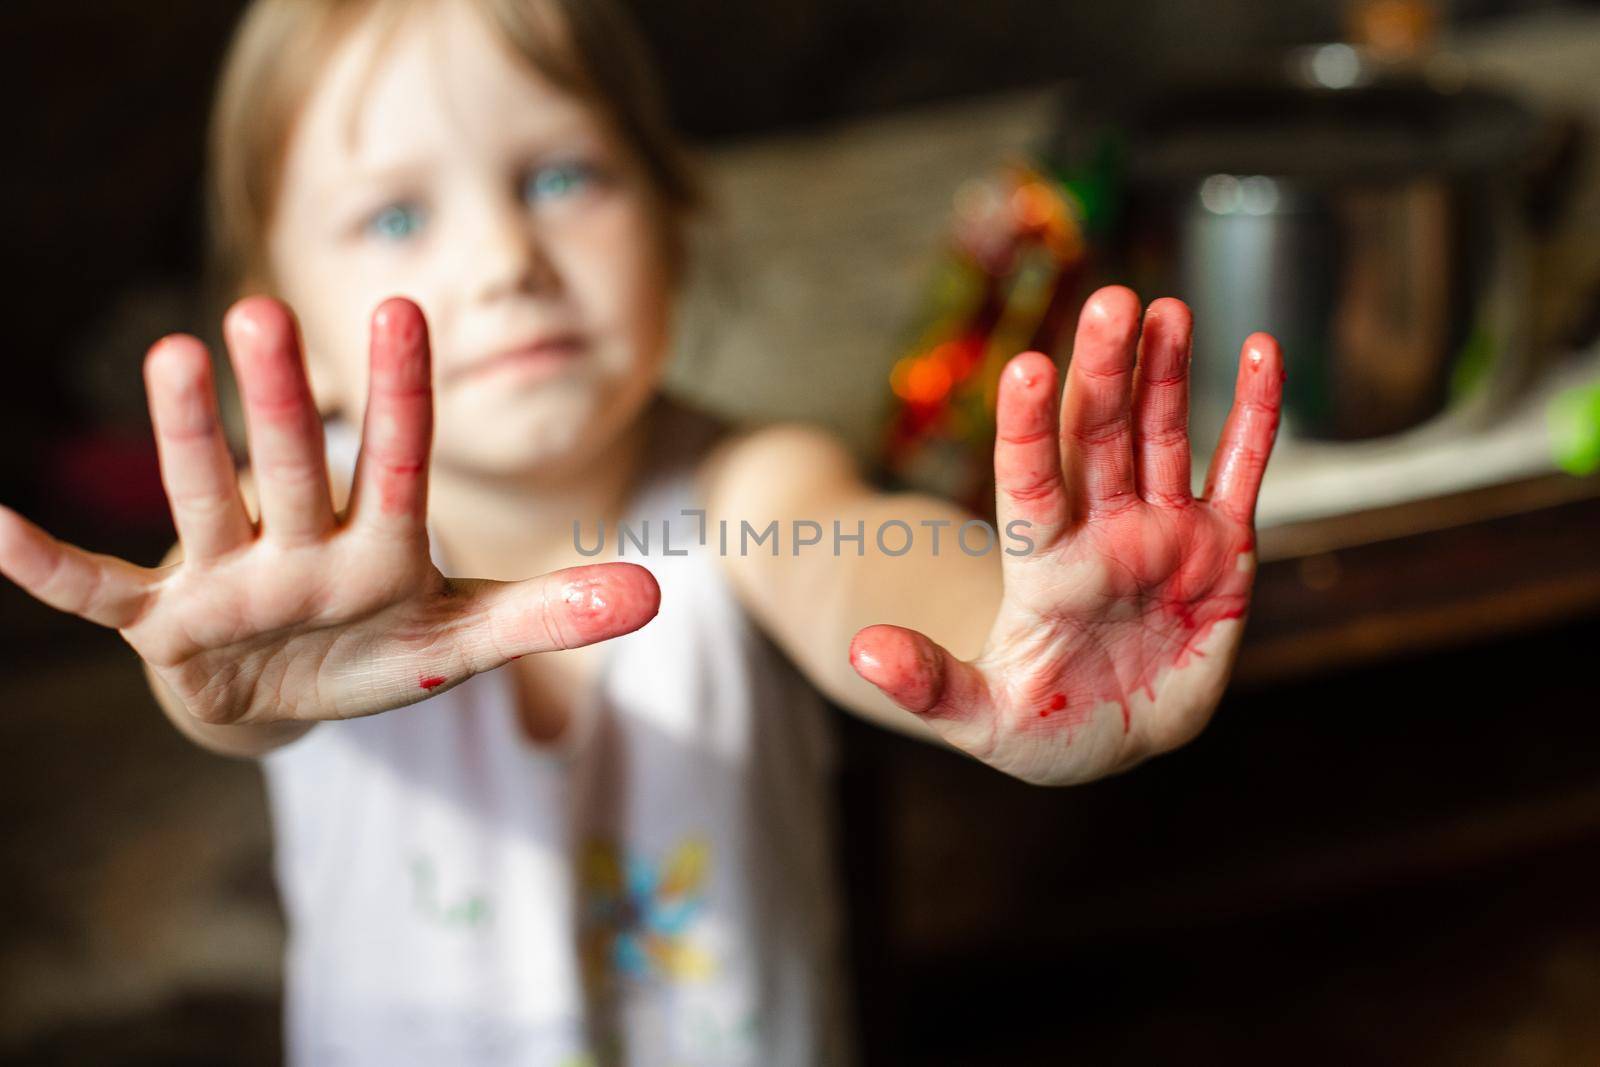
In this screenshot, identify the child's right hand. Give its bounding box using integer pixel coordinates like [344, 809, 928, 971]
[0, 297, 659, 730]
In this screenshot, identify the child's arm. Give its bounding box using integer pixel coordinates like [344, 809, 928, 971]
[709, 287, 1284, 785]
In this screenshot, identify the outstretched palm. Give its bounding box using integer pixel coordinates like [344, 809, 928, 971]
[851, 286, 1283, 784]
[0, 297, 658, 730]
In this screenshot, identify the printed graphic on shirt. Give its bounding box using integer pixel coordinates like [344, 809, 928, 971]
[579, 835, 715, 993]
[409, 853, 492, 929]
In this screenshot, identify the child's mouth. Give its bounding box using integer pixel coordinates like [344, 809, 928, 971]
[450, 334, 586, 386]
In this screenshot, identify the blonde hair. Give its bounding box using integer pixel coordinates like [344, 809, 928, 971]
[205, 0, 701, 302]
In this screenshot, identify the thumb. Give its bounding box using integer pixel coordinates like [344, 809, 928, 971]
[848, 624, 988, 728]
[464, 562, 661, 672]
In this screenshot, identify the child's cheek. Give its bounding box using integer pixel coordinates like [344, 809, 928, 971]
[567, 198, 673, 367]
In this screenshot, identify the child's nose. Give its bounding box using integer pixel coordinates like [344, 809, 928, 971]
[463, 199, 561, 302]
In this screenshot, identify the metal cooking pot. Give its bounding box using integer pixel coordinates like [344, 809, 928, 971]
[1120, 46, 1545, 446]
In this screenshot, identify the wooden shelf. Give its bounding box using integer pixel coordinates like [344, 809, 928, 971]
[1239, 472, 1600, 687]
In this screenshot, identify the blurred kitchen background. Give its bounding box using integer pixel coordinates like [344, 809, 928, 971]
[5, 0, 1600, 1063]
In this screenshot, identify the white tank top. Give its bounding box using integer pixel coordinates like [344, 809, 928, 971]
[260, 401, 855, 1065]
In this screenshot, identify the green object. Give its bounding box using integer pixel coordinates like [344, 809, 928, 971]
[1049, 129, 1126, 238]
[1448, 322, 1496, 403]
[1548, 381, 1600, 476]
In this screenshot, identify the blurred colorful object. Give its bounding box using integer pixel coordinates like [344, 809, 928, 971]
[1548, 380, 1600, 477]
[879, 162, 1089, 516]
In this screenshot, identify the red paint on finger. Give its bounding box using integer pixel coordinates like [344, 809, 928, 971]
[377, 461, 425, 516]
[372, 298, 429, 363]
[223, 298, 320, 427]
[553, 563, 661, 646]
[1204, 332, 1284, 527]
[419, 674, 446, 690]
[994, 351, 1067, 526]
[1131, 298, 1195, 505]
[364, 299, 432, 520]
[850, 625, 946, 716]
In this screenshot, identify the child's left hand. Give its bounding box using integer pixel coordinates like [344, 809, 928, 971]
[849, 286, 1284, 784]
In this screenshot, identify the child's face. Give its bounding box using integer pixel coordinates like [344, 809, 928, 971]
[267, 0, 674, 477]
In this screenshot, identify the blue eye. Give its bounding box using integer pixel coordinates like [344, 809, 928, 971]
[523, 162, 597, 204]
[366, 202, 426, 242]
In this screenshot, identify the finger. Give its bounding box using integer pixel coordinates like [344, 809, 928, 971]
[223, 297, 337, 545]
[0, 505, 155, 629]
[144, 334, 255, 562]
[848, 624, 991, 743]
[994, 351, 1067, 544]
[429, 563, 661, 694]
[1203, 332, 1285, 527]
[1060, 285, 1141, 516]
[349, 298, 433, 537]
[1131, 297, 1194, 507]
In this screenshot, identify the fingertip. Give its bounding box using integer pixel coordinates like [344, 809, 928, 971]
[372, 296, 427, 340]
[1084, 284, 1142, 321]
[848, 624, 942, 714]
[148, 332, 206, 357]
[846, 625, 882, 674]
[1075, 285, 1144, 353]
[144, 334, 211, 385]
[223, 295, 292, 344]
[1145, 295, 1191, 322]
[370, 300, 430, 381]
[1240, 332, 1287, 400]
[1136, 298, 1194, 372]
[1003, 350, 1056, 392]
[1205, 332, 1286, 524]
[558, 562, 662, 644]
[0, 504, 45, 575]
[1143, 298, 1193, 346]
[616, 560, 662, 617]
[1242, 332, 1282, 371]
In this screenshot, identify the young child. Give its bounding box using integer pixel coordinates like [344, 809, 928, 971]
[0, 0, 1284, 1062]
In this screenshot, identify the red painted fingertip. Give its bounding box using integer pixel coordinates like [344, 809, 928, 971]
[369, 297, 431, 391]
[559, 562, 662, 644]
[372, 296, 427, 348]
[1003, 350, 1056, 392]
[1144, 295, 1192, 324]
[848, 624, 943, 715]
[1082, 284, 1142, 325]
[1241, 332, 1286, 388]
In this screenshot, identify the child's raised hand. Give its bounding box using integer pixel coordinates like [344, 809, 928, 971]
[0, 297, 658, 730]
[849, 286, 1283, 784]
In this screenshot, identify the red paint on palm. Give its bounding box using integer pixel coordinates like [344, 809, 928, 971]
[849, 287, 1283, 785]
[1015, 509, 1255, 739]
